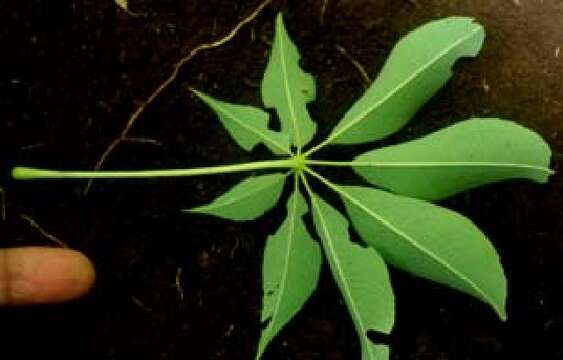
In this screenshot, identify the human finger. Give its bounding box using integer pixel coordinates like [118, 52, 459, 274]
[0, 247, 95, 306]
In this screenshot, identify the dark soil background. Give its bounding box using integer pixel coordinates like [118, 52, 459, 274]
[1, 0, 562, 359]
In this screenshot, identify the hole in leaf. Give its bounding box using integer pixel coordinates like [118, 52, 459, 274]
[259, 316, 272, 328]
[366, 330, 391, 345]
[263, 108, 281, 131]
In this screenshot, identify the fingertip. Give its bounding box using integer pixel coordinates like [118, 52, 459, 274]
[0, 247, 96, 306]
[54, 248, 96, 301]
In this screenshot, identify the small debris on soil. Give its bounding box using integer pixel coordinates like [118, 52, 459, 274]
[334, 44, 371, 87]
[20, 214, 67, 247]
[175, 266, 185, 302]
[131, 296, 153, 313]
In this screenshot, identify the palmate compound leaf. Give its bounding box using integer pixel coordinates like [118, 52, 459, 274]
[326, 17, 484, 146]
[262, 13, 317, 148]
[192, 90, 291, 155]
[257, 185, 322, 359]
[353, 118, 554, 200]
[334, 185, 507, 320]
[185, 173, 287, 221]
[308, 189, 394, 360]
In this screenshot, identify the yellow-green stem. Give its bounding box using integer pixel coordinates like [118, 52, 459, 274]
[12, 159, 296, 180]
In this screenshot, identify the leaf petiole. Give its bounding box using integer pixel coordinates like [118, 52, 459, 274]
[12, 159, 297, 180]
[302, 138, 331, 157]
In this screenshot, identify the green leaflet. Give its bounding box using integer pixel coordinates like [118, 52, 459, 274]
[354, 119, 553, 200]
[262, 13, 317, 148]
[193, 90, 291, 155]
[308, 190, 394, 360]
[186, 173, 287, 221]
[257, 185, 322, 359]
[327, 17, 484, 146]
[337, 185, 507, 320]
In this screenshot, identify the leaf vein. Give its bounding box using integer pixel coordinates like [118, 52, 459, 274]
[212, 101, 291, 155]
[306, 169, 498, 315]
[267, 175, 299, 335]
[327, 27, 482, 145]
[302, 174, 377, 359]
[278, 23, 302, 147]
[351, 161, 553, 174]
[196, 174, 286, 212]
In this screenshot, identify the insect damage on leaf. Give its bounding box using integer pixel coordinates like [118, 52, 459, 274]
[12, 13, 555, 360]
[257, 177, 322, 359]
[262, 13, 317, 148]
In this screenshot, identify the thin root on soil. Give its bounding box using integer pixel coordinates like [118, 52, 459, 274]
[20, 214, 68, 247]
[335, 44, 371, 87]
[176, 266, 185, 302]
[131, 296, 153, 313]
[86, 0, 273, 194]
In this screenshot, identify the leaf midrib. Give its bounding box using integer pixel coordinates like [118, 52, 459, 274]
[265, 186, 299, 342]
[196, 174, 286, 212]
[329, 26, 482, 143]
[212, 100, 290, 155]
[307, 169, 502, 317]
[351, 161, 553, 174]
[309, 194, 377, 360]
[278, 20, 301, 147]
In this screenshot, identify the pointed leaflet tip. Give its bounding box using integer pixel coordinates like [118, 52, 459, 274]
[256, 187, 322, 359]
[190, 87, 202, 97]
[353, 119, 554, 200]
[339, 185, 507, 320]
[327, 17, 485, 146]
[192, 89, 291, 155]
[262, 13, 317, 148]
[308, 192, 394, 360]
[184, 173, 287, 221]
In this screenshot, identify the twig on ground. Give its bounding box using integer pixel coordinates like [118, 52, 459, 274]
[229, 238, 240, 258]
[242, 77, 260, 88]
[131, 296, 153, 313]
[115, 0, 141, 17]
[86, 0, 273, 194]
[122, 137, 162, 146]
[175, 266, 185, 302]
[334, 44, 371, 87]
[19, 143, 45, 151]
[20, 214, 68, 247]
